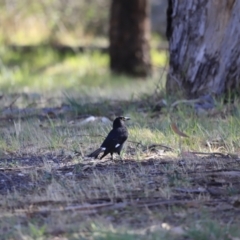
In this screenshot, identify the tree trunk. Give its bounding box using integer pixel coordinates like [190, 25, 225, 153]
[109, 0, 151, 77]
[166, 0, 240, 98]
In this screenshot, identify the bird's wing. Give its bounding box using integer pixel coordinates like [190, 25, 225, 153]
[101, 128, 127, 151]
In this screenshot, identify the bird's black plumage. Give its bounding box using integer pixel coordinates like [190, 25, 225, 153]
[87, 116, 130, 159]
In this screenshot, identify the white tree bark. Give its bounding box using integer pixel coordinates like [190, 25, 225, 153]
[166, 0, 240, 97]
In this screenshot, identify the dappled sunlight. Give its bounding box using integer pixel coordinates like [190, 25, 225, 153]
[151, 49, 168, 68]
[0, 47, 164, 98]
[45, 53, 108, 76]
[129, 127, 166, 145]
[0, 1, 240, 239]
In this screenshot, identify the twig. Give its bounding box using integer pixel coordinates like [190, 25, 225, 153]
[147, 144, 174, 151]
[189, 151, 236, 158]
[8, 95, 20, 109]
[171, 99, 200, 109]
[168, 72, 182, 88]
[10, 199, 225, 217]
[75, 134, 105, 138]
[128, 140, 144, 148]
[0, 172, 13, 182]
[128, 141, 174, 152]
[0, 166, 43, 171]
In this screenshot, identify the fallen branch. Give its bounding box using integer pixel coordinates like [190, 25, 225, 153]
[10, 199, 224, 217]
[188, 151, 238, 158]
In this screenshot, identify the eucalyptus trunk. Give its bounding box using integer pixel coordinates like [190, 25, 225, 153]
[166, 0, 240, 97]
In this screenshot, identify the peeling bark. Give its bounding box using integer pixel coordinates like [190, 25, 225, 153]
[166, 0, 240, 97]
[109, 0, 151, 77]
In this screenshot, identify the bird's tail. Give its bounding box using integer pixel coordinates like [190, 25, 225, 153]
[87, 148, 103, 159]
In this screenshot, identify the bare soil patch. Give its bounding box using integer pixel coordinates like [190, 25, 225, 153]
[0, 149, 240, 239]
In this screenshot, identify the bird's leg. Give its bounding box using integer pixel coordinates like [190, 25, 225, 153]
[100, 152, 108, 160]
[110, 153, 114, 160]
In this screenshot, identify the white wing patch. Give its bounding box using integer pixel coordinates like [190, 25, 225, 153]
[101, 147, 106, 151]
[115, 144, 120, 148]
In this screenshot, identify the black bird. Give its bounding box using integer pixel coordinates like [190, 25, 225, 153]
[87, 116, 130, 160]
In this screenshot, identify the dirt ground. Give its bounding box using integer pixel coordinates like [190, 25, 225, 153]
[0, 148, 240, 239]
[0, 98, 240, 239]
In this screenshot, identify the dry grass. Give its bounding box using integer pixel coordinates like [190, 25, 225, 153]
[2, 2, 239, 239]
[0, 46, 240, 238]
[0, 92, 240, 239]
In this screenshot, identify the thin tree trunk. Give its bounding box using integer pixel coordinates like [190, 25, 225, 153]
[166, 0, 240, 98]
[109, 0, 151, 77]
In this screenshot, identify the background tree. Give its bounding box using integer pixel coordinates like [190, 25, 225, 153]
[109, 0, 151, 77]
[166, 0, 240, 98]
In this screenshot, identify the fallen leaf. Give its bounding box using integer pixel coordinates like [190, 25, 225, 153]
[173, 187, 206, 194]
[171, 122, 189, 138]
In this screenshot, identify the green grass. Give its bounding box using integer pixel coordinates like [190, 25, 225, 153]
[187, 218, 240, 240]
[0, 46, 167, 103]
[0, 46, 240, 239]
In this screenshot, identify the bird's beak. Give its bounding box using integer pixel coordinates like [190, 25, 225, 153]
[123, 117, 130, 121]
